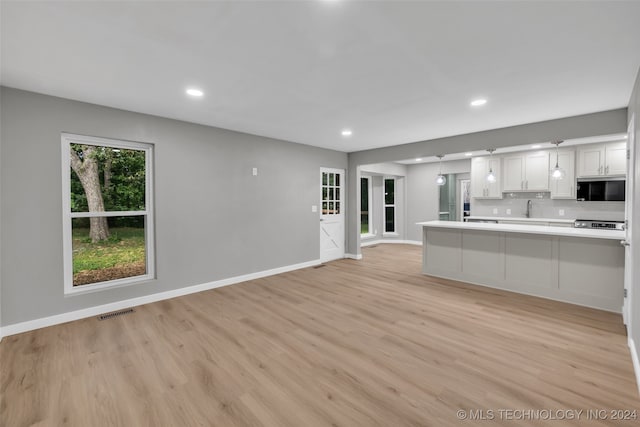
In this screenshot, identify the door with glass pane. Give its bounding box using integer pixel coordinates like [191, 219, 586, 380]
[320, 168, 345, 262]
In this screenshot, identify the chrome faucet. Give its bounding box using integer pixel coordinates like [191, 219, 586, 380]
[526, 200, 532, 218]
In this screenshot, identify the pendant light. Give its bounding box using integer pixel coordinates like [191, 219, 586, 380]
[550, 140, 565, 180]
[435, 155, 446, 186]
[486, 149, 497, 183]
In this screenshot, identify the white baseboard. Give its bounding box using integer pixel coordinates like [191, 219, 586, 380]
[0, 258, 321, 339]
[628, 337, 640, 395]
[345, 253, 363, 260]
[361, 239, 422, 247]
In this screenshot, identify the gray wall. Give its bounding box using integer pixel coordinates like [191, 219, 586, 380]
[628, 67, 640, 382]
[0, 87, 347, 326]
[406, 159, 471, 242]
[347, 109, 628, 255]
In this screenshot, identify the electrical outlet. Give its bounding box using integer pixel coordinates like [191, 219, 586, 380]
[559, 209, 565, 216]
[506, 209, 511, 215]
[252, 167, 258, 176]
[493, 208, 498, 214]
[311, 205, 317, 213]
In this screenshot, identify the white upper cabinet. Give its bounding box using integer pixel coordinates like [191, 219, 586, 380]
[471, 157, 502, 199]
[549, 150, 576, 199]
[502, 151, 549, 191]
[577, 141, 627, 177]
[605, 142, 627, 175]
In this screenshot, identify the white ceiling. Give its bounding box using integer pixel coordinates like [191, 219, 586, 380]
[2, 1, 640, 153]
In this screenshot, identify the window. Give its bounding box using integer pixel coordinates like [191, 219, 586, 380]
[384, 178, 395, 233]
[322, 171, 341, 215]
[360, 176, 372, 235]
[61, 133, 154, 294]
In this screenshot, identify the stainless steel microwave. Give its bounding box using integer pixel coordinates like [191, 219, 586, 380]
[576, 179, 625, 202]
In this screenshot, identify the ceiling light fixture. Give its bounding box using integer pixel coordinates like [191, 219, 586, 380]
[415, 158, 422, 162]
[486, 149, 497, 183]
[435, 155, 447, 186]
[550, 140, 565, 180]
[186, 88, 204, 97]
[341, 129, 352, 137]
[531, 144, 541, 149]
[470, 98, 487, 107]
[465, 152, 473, 156]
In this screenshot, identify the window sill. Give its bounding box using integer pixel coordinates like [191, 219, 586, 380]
[360, 233, 376, 240]
[65, 274, 155, 296]
[383, 232, 400, 237]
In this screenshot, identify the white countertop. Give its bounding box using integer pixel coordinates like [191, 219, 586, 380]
[466, 216, 575, 224]
[417, 220, 626, 240]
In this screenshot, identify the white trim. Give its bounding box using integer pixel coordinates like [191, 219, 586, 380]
[70, 210, 147, 218]
[382, 232, 400, 237]
[345, 253, 363, 260]
[360, 233, 376, 239]
[361, 239, 422, 247]
[61, 134, 155, 295]
[628, 337, 640, 395]
[0, 258, 321, 339]
[64, 273, 155, 296]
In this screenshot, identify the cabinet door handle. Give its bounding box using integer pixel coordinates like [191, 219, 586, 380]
[599, 165, 603, 174]
[525, 180, 528, 190]
[605, 165, 609, 175]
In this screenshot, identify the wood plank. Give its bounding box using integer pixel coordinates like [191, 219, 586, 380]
[1, 244, 637, 426]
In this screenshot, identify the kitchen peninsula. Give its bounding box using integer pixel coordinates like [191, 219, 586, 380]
[417, 220, 625, 312]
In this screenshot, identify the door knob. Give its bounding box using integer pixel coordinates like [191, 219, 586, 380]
[620, 240, 630, 247]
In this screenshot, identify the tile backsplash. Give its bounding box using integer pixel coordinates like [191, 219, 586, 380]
[471, 193, 625, 221]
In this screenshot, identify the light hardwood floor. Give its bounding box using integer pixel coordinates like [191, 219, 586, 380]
[1, 244, 638, 426]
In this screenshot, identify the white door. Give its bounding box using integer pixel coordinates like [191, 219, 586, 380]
[320, 168, 345, 262]
[623, 116, 635, 327]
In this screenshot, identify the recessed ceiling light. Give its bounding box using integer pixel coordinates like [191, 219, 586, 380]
[186, 88, 204, 97]
[531, 144, 541, 149]
[415, 158, 422, 162]
[341, 129, 352, 137]
[470, 98, 487, 107]
[465, 152, 473, 156]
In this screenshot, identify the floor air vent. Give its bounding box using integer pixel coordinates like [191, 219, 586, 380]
[98, 308, 135, 321]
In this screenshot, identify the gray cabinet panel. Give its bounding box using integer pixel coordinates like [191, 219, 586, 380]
[505, 234, 554, 289]
[462, 231, 504, 280]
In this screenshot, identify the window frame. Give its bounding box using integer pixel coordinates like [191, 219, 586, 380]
[360, 176, 374, 238]
[61, 133, 155, 295]
[383, 177, 396, 235]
